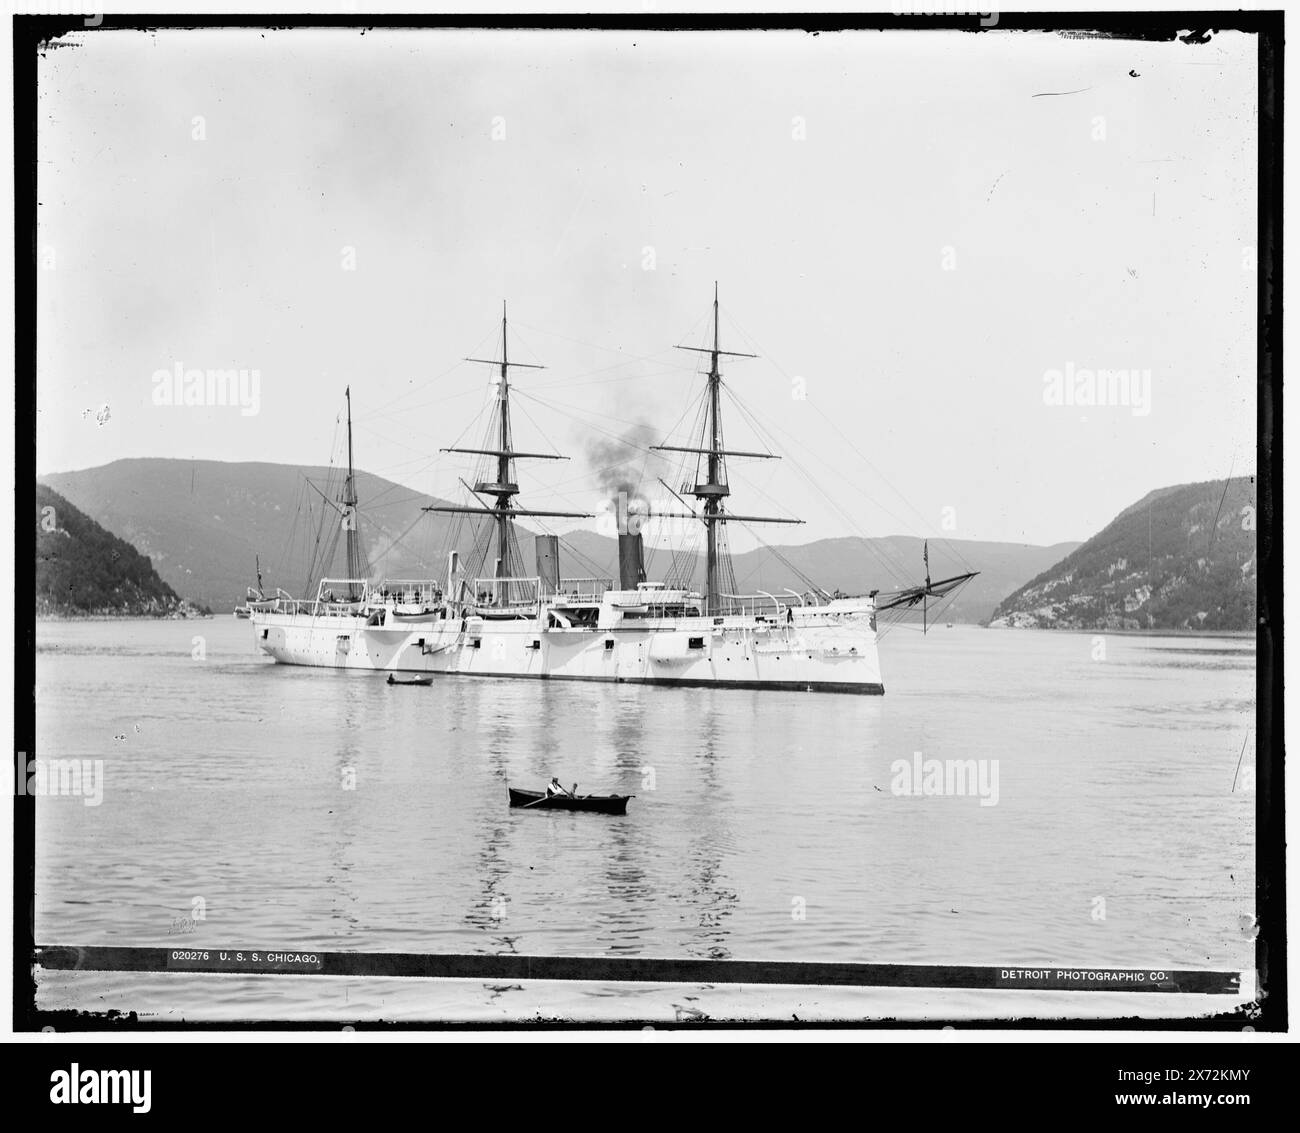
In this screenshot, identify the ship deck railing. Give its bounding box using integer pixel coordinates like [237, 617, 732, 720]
[719, 591, 791, 617]
[263, 598, 358, 617]
[314, 577, 371, 603]
[472, 576, 542, 608]
[374, 579, 443, 606]
[717, 589, 828, 617]
[549, 578, 612, 603]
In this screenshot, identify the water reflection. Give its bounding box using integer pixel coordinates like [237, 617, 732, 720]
[465, 814, 520, 954]
[593, 693, 653, 953]
[681, 696, 737, 958]
[594, 810, 650, 955]
[326, 729, 362, 936]
[468, 681, 527, 954]
[324, 674, 380, 938]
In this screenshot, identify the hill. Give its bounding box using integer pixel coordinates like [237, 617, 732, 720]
[40, 459, 473, 614]
[989, 477, 1256, 631]
[36, 484, 203, 617]
[40, 459, 1078, 622]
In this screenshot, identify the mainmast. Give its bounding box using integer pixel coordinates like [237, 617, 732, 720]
[489, 302, 519, 583]
[424, 303, 591, 607]
[702, 287, 726, 614]
[653, 284, 802, 615]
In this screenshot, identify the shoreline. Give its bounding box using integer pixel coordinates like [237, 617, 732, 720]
[35, 612, 214, 622]
[981, 624, 1252, 640]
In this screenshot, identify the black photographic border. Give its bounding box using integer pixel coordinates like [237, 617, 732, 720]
[13, 8, 1284, 1036]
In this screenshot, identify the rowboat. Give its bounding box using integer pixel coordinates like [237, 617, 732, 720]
[508, 787, 632, 815]
[386, 674, 434, 686]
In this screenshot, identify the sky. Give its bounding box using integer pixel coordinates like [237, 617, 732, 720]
[35, 26, 1259, 549]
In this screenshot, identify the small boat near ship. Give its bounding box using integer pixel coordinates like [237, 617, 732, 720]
[386, 674, 434, 686]
[508, 787, 633, 815]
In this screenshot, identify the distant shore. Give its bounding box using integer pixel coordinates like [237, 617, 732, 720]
[981, 624, 1252, 640]
[35, 611, 213, 622]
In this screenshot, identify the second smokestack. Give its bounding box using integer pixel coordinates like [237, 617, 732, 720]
[618, 532, 646, 591]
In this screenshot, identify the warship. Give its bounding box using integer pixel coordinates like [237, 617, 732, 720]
[251, 290, 975, 693]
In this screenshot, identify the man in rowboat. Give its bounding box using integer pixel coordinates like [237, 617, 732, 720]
[545, 777, 575, 799]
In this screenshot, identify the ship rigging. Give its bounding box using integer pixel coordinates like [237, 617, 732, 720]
[423, 302, 593, 608]
[249, 288, 978, 692]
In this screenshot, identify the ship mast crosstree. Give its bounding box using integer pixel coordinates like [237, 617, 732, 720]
[422, 302, 591, 605]
[651, 284, 803, 614]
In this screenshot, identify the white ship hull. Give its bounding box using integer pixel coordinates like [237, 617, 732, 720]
[253, 606, 884, 694]
[243, 297, 971, 696]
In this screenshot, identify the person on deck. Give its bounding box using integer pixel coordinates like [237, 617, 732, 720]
[546, 777, 574, 798]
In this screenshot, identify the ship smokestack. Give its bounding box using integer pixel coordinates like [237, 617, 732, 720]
[534, 534, 560, 596]
[618, 532, 646, 591]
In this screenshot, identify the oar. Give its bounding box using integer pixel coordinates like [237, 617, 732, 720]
[523, 794, 556, 809]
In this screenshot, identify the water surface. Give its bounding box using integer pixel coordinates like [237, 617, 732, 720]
[32, 618, 1256, 1021]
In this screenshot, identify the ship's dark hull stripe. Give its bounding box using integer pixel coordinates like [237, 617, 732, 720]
[369, 668, 886, 695]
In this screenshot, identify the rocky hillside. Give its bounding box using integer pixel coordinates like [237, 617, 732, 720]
[36, 485, 205, 617]
[990, 477, 1256, 631]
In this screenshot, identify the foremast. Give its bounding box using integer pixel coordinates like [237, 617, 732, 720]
[653, 284, 802, 615]
[423, 303, 591, 607]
